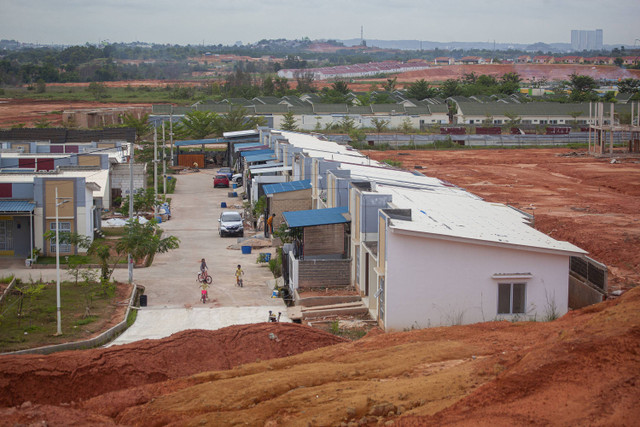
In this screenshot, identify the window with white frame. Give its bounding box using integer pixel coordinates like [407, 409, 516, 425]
[50, 222, 72, 253]
[498, 282, 526, 314]
[0, 220, 14, 250]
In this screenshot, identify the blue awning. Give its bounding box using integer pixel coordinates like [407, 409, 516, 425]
[283, 206, 349, 228]
[240, 149, 273, 157]
[244, 153, 276, 162]
[0, 200, 35, 213]
[264, 180, 311, 195]
[175, 138, 228, 146]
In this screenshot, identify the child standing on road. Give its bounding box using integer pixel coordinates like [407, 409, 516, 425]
[235, 264, 244, 287]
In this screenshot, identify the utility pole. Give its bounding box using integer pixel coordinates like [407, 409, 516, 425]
[153, 125, 158, 217]
[169, 107, 174, 167]
[128, 140, 134, 284]
[162, 121, 167, 197]
[54, 188, 70, 336]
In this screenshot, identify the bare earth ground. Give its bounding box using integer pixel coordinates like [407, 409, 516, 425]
[366, 147, 640, 291]
[0, 98, 152, 127]
[0, 287, 638, 426]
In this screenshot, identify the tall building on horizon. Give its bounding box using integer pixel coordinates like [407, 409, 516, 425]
[571, 29, 603, 51]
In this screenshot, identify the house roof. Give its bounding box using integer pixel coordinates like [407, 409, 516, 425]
[283, 206, 349, 228]
[243, 153, 277, 162]
[240, 149, 273, 157]
[263, 179, 311, 195]
[378, 184, 586, 256]
[254, 104, 289, 114]
[313, 104, 349, 114]
[456, 102, 593, 117]
[0, 200, 35, 213]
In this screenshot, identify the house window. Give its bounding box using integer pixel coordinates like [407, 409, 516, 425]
[0, 220, 13, 250]
[498, 282, 526, 314]
[469, 120, 475, 124]
[493, 120, 503, 124]
[50, 222, 72, 253]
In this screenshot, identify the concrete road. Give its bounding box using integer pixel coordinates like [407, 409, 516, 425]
[3, 169, 288, 345]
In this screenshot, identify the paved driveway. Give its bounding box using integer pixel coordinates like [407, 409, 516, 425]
[4, 169, 289, 345]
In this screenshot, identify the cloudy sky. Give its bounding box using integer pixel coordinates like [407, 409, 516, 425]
[1, 0, 638, 47]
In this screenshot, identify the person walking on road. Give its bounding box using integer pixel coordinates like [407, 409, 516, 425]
[266, 213, 275, 236]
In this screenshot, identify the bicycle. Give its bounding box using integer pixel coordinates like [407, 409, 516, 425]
[198, 270, 212, 285]
[200, 283, 209, 303]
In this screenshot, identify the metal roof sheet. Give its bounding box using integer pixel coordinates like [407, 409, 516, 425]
[249, 165, 293, 175]
[378, 184, 586, 255]
[243, 153, 276, 162]
[283, 206, 349, 228]
[0, 200, 35, 213]
[233, 142, 263, 152]
[240, 149, 273, 157]
[175, 138, 227, 146]
[263, 179, 311, 195]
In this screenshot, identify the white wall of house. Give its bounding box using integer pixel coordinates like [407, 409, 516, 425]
[458, 114, 589, 125]
[382, 230, 570, 330]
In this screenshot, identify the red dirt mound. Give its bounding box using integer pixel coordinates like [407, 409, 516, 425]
[0, 323, 347, 407]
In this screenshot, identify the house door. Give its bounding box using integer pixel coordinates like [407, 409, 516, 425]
[365, 254, 369, 296]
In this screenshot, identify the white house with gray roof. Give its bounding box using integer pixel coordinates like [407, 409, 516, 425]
[258, 129, 588, 330]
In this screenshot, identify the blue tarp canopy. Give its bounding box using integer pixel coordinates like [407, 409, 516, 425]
[0, 200, 35, 213]
[174, 138, 228, 146]
[283, 206, 349, 228]
[264, 180, 311, 195]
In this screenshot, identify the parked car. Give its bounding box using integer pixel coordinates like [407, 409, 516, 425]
[213, 173, 230, 188]
[218, 211, 244, 237]
[231, 173, 243, 186]
[217, 167, 234, 179]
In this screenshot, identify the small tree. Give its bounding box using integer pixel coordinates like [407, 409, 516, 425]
[87, 82, 108, 100]
[339, 115, 357, 133]
[120, 112, 152, 143]
[35, 79, 46, 94]
[116, 219, 180, 265]
[371, 118, 389, 133]
[400, 117, 414, 134]
[281, 110, 297, 131]
[504, 112, 521, 126]
[177, 110, 220, 139]
[382, 77, 397, 92]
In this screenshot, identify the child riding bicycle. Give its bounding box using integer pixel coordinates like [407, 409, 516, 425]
[235, 264, 244, 287]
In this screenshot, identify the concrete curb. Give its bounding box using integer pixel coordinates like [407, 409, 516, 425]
[0, 283, 143, 356]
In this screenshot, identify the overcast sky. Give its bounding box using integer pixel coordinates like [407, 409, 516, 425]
[1, 0, 638, 47]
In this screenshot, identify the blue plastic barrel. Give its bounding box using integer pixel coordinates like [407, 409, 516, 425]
[221, 202, 227, 208]
[241, 246, 252, 254]
[232, 183, 237, 189]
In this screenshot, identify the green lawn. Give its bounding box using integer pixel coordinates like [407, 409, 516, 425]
[0, 279, 126, 352]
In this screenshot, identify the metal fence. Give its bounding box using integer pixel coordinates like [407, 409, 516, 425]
[328, 132, 633, 148]
[570, 255, 607, 293]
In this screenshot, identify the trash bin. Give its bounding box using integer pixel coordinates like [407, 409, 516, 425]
[232, 183, 237, 189]
[221, 202, 227, 208]
[241, 245, 252, 254]
[139, 294, 147, 307]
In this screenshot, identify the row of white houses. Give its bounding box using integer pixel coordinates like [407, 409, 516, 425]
[244, 128, 587, 330]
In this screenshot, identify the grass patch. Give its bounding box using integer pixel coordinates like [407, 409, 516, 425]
[100, 227, 125, 237]
[0, 279, 125, 352]
[0, 274, 15, 284]
[326, 320, 370, 341]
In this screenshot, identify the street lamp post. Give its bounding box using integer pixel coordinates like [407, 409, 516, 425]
[54, 187, 70, 336]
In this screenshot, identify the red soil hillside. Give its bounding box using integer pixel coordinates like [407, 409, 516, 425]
[1, 286, 638, 426]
